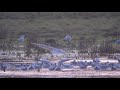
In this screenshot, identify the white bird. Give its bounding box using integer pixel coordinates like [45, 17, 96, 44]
[17, 35, 25, 42]
[32, 43, 67, 58]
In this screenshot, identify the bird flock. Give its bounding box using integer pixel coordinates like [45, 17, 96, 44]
[0, 58, 120, 72]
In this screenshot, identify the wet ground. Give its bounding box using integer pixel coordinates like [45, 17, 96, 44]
[0, 68, 120, 78]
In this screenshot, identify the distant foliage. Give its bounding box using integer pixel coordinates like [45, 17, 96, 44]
[0, 26, 8, 39]
[45, 39, 57, 47]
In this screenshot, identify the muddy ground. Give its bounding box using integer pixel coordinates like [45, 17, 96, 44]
[0, 68, 120, 78]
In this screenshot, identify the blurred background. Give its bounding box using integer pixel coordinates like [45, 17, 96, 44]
[0, 12, 120, 57]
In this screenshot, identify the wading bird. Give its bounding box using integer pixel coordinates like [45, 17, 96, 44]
[31, 43, 67, 58]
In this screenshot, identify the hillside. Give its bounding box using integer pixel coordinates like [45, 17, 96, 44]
[0, 12, 120, 45]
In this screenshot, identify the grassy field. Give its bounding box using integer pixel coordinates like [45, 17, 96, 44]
[0, 12, 120, 46]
